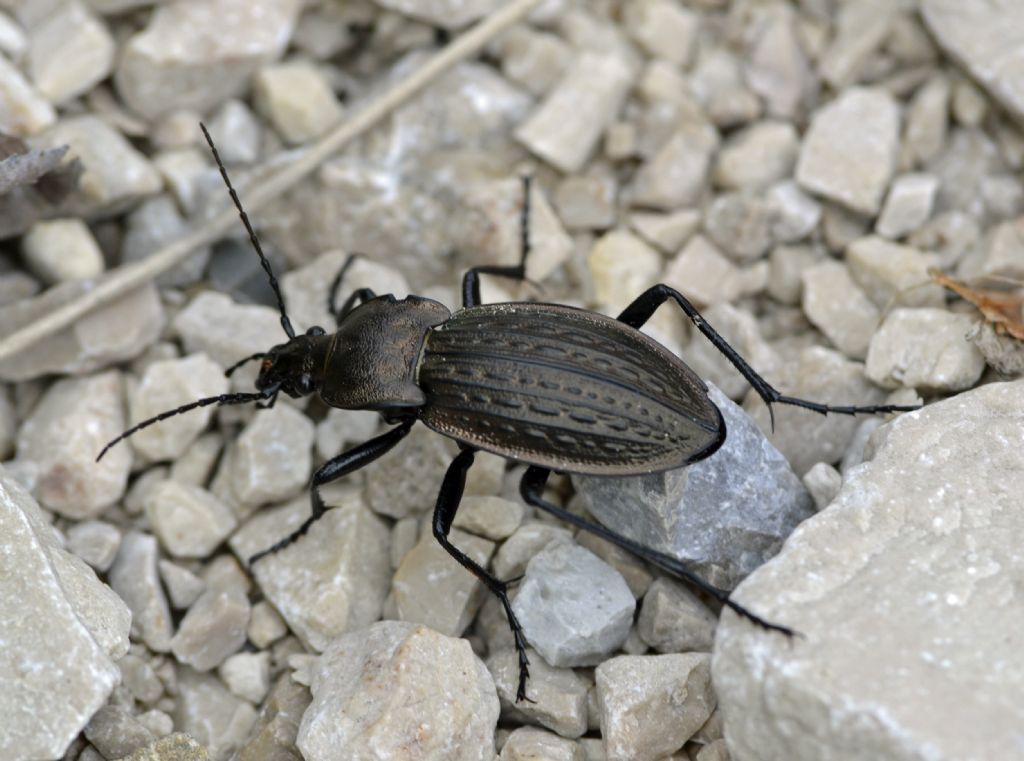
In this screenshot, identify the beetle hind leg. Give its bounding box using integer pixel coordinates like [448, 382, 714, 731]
[433, 448, 534, 703]
[616, 284, 921, 427]
[520, 466, 797, 638]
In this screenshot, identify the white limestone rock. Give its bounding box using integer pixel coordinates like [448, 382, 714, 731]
[713, 380, 1024, 761]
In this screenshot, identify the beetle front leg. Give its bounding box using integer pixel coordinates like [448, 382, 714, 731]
[617, 284, 920, 427]
[249, 419, 414, 564]
[519, 466, 796, 639]
[433, 447, 534, 703]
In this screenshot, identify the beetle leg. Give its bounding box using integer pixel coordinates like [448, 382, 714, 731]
[520, 466, 797, 639]
[249, 420, 414, 564]
[328, 253, 378, 324]
[461, 176, 535, 308]
[433, 447, 534, 703]
[616, 284, 921, 428]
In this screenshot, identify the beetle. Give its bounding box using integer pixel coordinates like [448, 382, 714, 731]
[100, 125, 919, 701]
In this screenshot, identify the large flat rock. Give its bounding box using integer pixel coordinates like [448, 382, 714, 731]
[713, 379, 1024, 761]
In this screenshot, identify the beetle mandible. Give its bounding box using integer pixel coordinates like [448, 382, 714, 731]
[99, 125, 920, 701]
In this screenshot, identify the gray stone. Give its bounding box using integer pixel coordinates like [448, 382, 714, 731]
[801, 260, 880, 360]
[298, 622, 499, 761]
[845, 235, 945, 309]
[637, 577, 717, 653]
[363, 422, 456, 519]
[230, 494, 390, 652]
[554, 174, 617, 231]
[0, 282, 164, 382]
[631, 123, 719, 211]
[766, 181, 822, 244]
[117, 733, 210, 761]
[577, 385, 813, 589]
[704, 192, 778, 262]
[153, 148, 208, 214]
[122, 195, 212, 288]
[681, 304, 779, 400]
[253, 59, 344, 145]
[174, 667, 258, 761]
[596, 653, 713, 761]
[744, 11, 812, 119]
[231, 404, 314, 507]
[66, 519, 121, 572]
[818, 0, 897, 89]
[205, 99, 262, 165]
[500, 727, 583, 761]
[875, 173, 939, 239]
[587, 228, 663, 313]
[27, 0, 114, 104]
[802, 461, 842, 511]
[452, 495, 525, 541]
[493, 25, 571, 97]
[110, 531, 173, 652]
[114, 0, 301, 119]
[0, 468, 130, 761]
[393, 528, 495, 637]
[33, 115, 161, 216]
[246, 599, 288, 649]
[17, 371, 130, 517]
[713, 121, 799, 192]
[575, 531, 654, 600]
[0, 50, 55, 135]
[129, 354, 228, 462]
[118, 653, 163, 706]
[690, 47, 761, 128]
[375, 0, 502, 29]
[713, 379, 1024, 761]
[623, 0, 699, 66]
[487, 647, 590, 738]
[512, 543, 634, 668]
[20, 218, 105, 284]
[158, 560, 206, 610]
[231, 674, 309, 761]
[865, 308, 986, 392]
[516, 51, 634, 173]
[145, 481, 237, 559]
[664, 235, 756, 307]
[84, 704, 156, 760]
[742, 346, 888, 476]
[492, 522, 575, 579]
[904, 74, 950, 166]
[218, 651, 270, 704]
[796, 88, 900, 215]
[629, 209, 701, 254]
[767, 244, 819, 306]
[922, 0, 1024, 125]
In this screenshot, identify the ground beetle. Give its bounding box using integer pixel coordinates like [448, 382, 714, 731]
[100, 125, 919, 701]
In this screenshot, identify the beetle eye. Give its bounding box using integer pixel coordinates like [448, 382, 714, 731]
[306, 326, 326, 336]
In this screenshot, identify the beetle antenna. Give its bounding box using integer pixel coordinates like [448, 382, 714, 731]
[96, 387, 278, 461]
[224, 352, 266, 378]
[199, 123, 295, 340]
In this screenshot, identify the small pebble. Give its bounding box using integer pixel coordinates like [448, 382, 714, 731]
[801, 259, 880, 360]
[144, 480, 237, 559]
[218, 651, 271, 704]
[66, 520, 122, 572]
[875, 173, 939, 239]
[247, 600, 289, 649]
[637, 577, 718, 653]
[802, 462, 843, 510]
[253, 59, 344, 145]
[20, 218, 105, 284]
[158, 559, 206, 610]
[487, 647, 590, 738]
[170, 587, 250, 672]
[499, 726, 584, 761]
[27, 1, 115, 105]
[231, 404, 314, 507]
[512, 543, 634, 668]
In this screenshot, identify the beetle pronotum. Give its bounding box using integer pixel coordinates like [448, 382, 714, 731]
[99, 125, 919, 701]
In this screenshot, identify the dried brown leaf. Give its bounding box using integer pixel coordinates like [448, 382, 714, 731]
[929, 268, 1024, 340]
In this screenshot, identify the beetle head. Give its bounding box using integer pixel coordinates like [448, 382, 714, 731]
[256, 326, 329, 398]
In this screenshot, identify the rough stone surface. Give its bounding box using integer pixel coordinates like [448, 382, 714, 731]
[174, 667, 258, 761]
[0, 282, 164, 382]
[253, 59, 343, 145]
[516, 51, 633, 173]
[110, 531, 173, 652]
[27, 0, 114, 105]
[231, 404, 314, 507]
[21, 217, 105, 284]
[114, 0, 301, 119]
[393, 528, 495, 637]
[500, 727, 583, 761]
[487, 647, 590, 739]
[714, 379, 1024, 761]
[0, 467, 130, 761]
[865, 308, 986, 392]
[637, 577, 718, 653]
[298, 622, 500, 761]
[232, 674, 309, 761]
[796, 88, 900, 215]
[145, 480, 237, 559]
[922, 0, 1024, 125]
[230, 493, 390, 652]
[577, 385, 813, 589]
[801, 260, 879, 360]
[845, 236, 945, 309]
[875, 173, 938, 239]
[596, 653, 714, 761]
[118, 733, 210, 761]
[129, 354, 229, 462]
[66, 519, 121, 572]
[170, 587, 250, 671]
[16, 370, 131, 517]
[512, 543, 635, 668]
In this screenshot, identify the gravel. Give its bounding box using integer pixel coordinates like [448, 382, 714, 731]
[0, 2, 1020, 760]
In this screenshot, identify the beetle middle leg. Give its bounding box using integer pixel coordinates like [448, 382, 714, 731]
[249, 419, 414, 564]
[433, 447, 534, 702]
[461, 176, 534, 308]
[519, 466, 795, 637]
[328, 254, 377, 325]
[617, 284, 920, 426]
